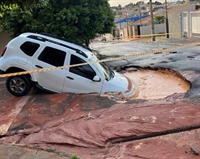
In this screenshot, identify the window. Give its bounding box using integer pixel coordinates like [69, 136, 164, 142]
[38, 47, 66, 67]
[70, 55, 96, 80]
[20, 41, 40, 56]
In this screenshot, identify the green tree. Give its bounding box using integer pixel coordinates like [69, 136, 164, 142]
[136, 1, 144, 5]
[0, 0, 114, 46]
[0, 0, 38, 3]
[124, 3, 135, 9]
[154, 15, 165, 24]
[147, 1, 162, 5]
[117, 4, 122, 10]
[154, 1, 162, 5]
[0, 0, 41, 9]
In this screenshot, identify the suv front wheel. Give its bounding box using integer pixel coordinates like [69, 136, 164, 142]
[6, 75, 32, 96]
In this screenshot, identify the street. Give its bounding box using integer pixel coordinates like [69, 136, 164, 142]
[0, 38, 200, 158]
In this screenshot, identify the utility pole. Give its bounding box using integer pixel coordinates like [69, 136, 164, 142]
[149, 0, 155, 41]
[138, 5, 142, 26]
[165, 0, 169, 38]
[126, 13, 129, 39]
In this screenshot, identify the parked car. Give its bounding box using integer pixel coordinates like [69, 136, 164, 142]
[0, 33, 138, 98]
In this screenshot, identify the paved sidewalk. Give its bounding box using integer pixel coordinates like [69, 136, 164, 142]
[0, 144, 72, 159]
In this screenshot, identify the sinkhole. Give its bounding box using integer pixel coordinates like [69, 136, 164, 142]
[123, 68, 191, 100]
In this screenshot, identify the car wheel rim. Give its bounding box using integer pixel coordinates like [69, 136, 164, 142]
[9, 77, 26, 94]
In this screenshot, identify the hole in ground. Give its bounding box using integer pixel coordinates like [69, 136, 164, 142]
[124, 68, 191, 100]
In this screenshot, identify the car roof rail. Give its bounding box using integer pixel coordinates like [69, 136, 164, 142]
[39, 32, 92, 52]
[27, 35, 88, 58]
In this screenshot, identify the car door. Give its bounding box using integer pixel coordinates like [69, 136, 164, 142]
[32, 43, 68, 93]
[63, 53, 103, 94]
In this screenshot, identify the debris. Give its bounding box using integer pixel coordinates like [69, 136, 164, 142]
[154, 52, 163, 54]
[115, 66, 122, 72]
[126, 67, 138, 71]
[191, 146, 199, 155]
[169, 51, 177, 54]
[151, 116, 157, 123]
[135, 143, 143, 150]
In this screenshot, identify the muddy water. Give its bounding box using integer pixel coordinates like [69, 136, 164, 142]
[124, 69, 191, 99]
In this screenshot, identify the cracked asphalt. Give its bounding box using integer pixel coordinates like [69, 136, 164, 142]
[91, 38, 200, 99]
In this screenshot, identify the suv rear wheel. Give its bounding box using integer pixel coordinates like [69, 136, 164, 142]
[6, 75, 32, 96]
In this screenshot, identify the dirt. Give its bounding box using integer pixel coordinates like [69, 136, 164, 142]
[124, 69, 191, 100]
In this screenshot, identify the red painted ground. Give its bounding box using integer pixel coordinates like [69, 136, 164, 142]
[0, 88, 200, 158]
[0, 69, 200, 158]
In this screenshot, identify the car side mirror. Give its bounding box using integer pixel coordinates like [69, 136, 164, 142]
[93, 76, 101, 82]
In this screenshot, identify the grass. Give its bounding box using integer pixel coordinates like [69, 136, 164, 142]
[43, 148, 80, 158]
[72, 154, 79, 159]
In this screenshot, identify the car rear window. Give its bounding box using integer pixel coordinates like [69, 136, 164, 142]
[38, 47, 66, 67]
[20, 41, 40, 56]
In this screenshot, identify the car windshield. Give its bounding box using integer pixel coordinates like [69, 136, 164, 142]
[89, 58, 114, 81]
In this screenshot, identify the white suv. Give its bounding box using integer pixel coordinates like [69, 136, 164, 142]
[0, 33, 138, 97]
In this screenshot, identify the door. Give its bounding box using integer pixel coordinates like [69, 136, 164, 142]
[63, 54, 103, 94]
[32, 44, 67, 93]
[191, 11, 200, 37]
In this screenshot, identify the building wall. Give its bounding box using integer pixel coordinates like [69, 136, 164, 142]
[140, 23, 165, 36]
[0, 29, 12, 53]
[132, 26, 139, 38]
[105, 33, 114, 41]
[128, 25, 133, 38]
[115, 22, 127, 30]
[168, 4, 196, 38]
[123, 27, 128, 39]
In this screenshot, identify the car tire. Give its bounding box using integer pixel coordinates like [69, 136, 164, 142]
[6, 75, 32, 96]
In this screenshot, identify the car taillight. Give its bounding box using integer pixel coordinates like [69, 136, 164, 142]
[1, 47, 7, 56]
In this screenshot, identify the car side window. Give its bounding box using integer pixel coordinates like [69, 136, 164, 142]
[20, 41, 40, 56]
[70, 55, 96, 80]
[38, 47, 66, 67]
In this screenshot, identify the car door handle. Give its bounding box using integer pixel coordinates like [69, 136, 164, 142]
[35, 65, 43, 69]
[66, 76, 74, 80]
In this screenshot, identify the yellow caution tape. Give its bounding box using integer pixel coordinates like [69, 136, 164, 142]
[122, 32, 183, 39]
[0, 42, 199, 78]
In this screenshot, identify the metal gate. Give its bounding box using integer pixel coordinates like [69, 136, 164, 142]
[190, 11, 200, 37]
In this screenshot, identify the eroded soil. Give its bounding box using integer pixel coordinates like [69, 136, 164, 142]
[125, 69, 191, 99]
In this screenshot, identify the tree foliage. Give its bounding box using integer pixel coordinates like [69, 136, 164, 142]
[0, 0, 41, 9]
[117, 4, 122, 10]
[154, 15, 165, 24]
[0, 0, 114, 46]
[147, 1, 162, 5]
[154, 1, 162, 5]
[0, 0, 38, 3]
[136, 1, 144, 6]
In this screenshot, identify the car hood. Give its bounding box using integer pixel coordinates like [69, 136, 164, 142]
[101, 71, 139, 99]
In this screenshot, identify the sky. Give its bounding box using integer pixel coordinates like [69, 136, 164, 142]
[108, 0, 168, 6]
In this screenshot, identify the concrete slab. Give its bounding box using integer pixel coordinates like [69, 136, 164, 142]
[33, 150, 58, 159]
[0, 84, 30, 135]
[0, 144, 72, 159]
[0, 144, 37, 159]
